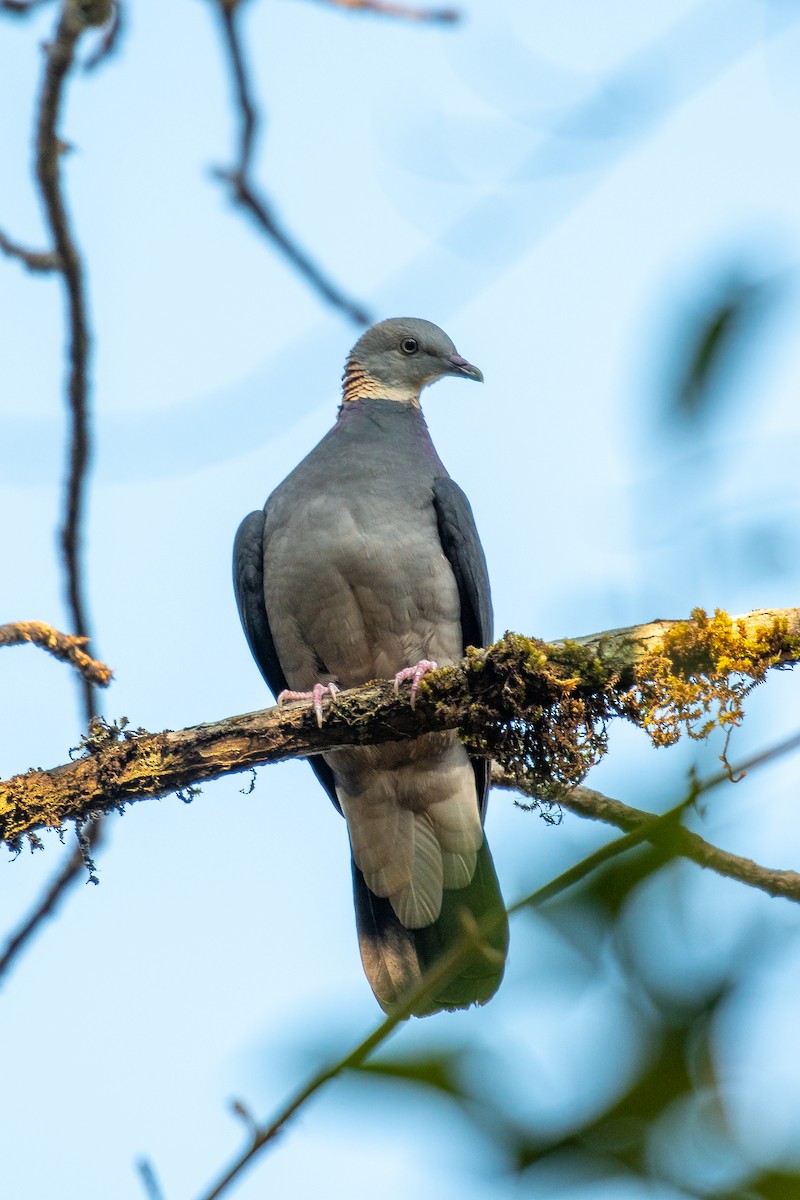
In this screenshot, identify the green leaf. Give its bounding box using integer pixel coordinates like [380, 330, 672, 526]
[666, 271, 782, 424]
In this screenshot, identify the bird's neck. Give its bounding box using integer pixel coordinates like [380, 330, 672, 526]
[341, 356, 420, 408]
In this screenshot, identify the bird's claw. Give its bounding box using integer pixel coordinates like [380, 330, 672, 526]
[277, 682, 339, 728]
[393, 659, 438, 708]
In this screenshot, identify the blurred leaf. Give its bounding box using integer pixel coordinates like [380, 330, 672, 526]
[585, 840, 681, 917]
[665, 269, 784, 424]
[718, 1172, 800, 1200]
[510, 986, 727, 1178]
[347, 1048, 470, 1101]
[340, 893, 738, 1195]
[543, 837, 681, 926]
[532, 829, 684, 967]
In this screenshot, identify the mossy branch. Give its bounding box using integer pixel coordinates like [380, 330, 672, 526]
[1, 607, 797, 854]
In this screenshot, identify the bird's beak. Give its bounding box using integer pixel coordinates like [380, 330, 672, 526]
[447, 354, 484, 383]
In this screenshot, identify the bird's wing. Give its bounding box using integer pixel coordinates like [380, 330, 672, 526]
[432, 475, 493, 652]
[233, 508, 342, 812]
[232, 510, 287, 698]
[432, 475, 493, 818]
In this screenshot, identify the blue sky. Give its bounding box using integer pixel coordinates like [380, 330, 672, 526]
[2, 1, 800, 1197]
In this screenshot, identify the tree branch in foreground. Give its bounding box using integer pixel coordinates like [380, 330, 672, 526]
[191, 783, 729, 1200]
[0, 620, 111, 686]
[2, 608, 797, 853]
[210, 0, 371, 327]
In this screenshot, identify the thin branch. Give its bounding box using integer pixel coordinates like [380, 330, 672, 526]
[0, 833, 100, 982]
[193, 791, 700, 1200]
[217, 0, 255, 171]
[0, 229, 60, 271]
[0, 624, 109, 990]
[136, 1158, 166, 1200]
[0, 0, 54, 13]
[0, 0, 114, 991]
[210, 0, 371, 327]
[0, 620, 112, 686]
[197, 918, 493, 1199]
[35, 3, 101, 728]
[307, 0, 459, 20]
[492, 763, 800, 903]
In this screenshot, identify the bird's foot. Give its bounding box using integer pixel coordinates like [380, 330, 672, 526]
[393, 659, 438, 708]
[277, 682, 339, 728]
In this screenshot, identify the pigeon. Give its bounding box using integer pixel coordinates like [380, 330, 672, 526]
[233, 317, 508, 1015]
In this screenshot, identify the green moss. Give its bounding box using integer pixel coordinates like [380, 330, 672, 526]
[459, 633, 622, 800]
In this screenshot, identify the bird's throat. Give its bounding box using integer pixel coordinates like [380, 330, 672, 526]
[341, 359, 420, 407]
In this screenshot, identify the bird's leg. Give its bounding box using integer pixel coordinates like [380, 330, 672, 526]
[393, 659, 438, 708]
[277, 681, 339, 728]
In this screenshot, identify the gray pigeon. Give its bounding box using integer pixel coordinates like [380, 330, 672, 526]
[233, 317, 508, 1015]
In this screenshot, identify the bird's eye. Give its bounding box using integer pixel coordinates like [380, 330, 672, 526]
[400, 337, 419, 355]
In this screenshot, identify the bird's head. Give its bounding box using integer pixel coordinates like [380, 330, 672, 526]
[341, 317, 483, 406]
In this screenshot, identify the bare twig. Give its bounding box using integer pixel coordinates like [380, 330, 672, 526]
[0, 840, 98, 981]
[0, 0, 54, 14]
[210, 0, 371, 327]
[197, 915, 493, 1198]
[308, 0, 459, 20]
[0, 620, 111, 685]
[136, 1158, 166, 1200]
[34, 3, 102, 727]
[0, 229, 60, 271]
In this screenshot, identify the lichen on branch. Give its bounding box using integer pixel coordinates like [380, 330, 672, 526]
[628, 607, 800, 746]
[454, 608, 799, 796]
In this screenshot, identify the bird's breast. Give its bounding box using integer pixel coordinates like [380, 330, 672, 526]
[263, 483, 463, 691]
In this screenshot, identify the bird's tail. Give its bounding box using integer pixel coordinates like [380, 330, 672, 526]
[351, 838, 508, 1017]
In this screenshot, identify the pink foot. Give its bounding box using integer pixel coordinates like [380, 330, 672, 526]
[393, 659, 438, 708]
[277, 682, 339, 728]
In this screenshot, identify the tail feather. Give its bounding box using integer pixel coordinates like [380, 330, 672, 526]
[351, 838, 508, 1017]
